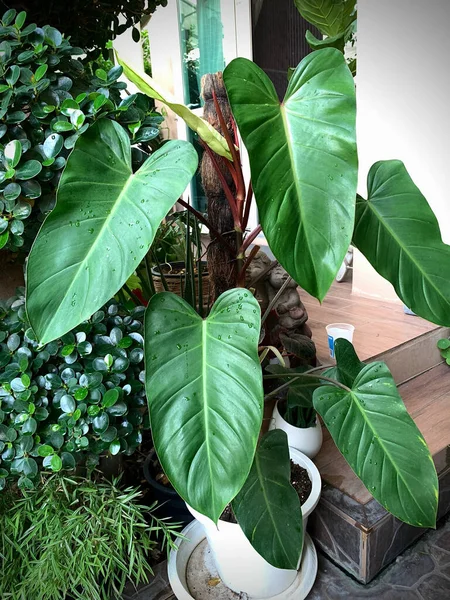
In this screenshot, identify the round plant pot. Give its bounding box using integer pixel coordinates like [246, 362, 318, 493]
[151, 261, 210, 305]
[143, 450, 194, 525]
[269, 401, 323, 459]
[186, 448, 321, 598]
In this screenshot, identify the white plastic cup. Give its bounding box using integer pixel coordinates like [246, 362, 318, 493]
[326, 323, 355, 358]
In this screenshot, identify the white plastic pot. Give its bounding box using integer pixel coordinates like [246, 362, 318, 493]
[269, 402, 323, 458]
[187, 448, 321, 598]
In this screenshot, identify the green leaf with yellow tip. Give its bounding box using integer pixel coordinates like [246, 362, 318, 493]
[116, 53, 232, 161]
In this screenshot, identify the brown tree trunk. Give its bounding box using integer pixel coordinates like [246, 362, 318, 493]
[200, 72, 237, 301]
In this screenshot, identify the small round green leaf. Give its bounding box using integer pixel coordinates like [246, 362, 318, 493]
[102, 388, 119, 408]
[34, 64, 48, 82]
[15, 10, 26, 29]
[3, 183, 21, 202]
[50, 454, 63, 471]
[60, 394, 76, 413]
[95, 68, 107, 81]
[437, 338, 450, 350]
[15, 160, 42, 180]
[4, 140, 22, 168]
[2, 9, 16, 25]
[6, 65, 20, 86]
[43, 133, 63, 159]
[52, 121, 74, 133]
[109, 439, 121, 455]
[38, 444, 54, 457]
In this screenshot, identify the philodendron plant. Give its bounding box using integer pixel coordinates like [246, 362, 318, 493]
[24, 44, 449, 572]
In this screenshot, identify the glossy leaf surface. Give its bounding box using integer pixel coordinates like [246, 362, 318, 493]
[294, 0, 356, 37]
[224, 49, 357, 300]
[145, 290, 263, 523]
[232, 429, 303, 569]
[27, 120, 197, 344]
[322, 337, 365, 387]
[354, 160, 450, 326]
[117, 54, 232, 161]
[314, 340, 438, 527]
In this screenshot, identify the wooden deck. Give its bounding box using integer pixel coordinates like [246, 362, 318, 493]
[300, 280, 449, 504]
[300, 280, 437, 364]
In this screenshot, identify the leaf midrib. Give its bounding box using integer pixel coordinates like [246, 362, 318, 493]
[360, 199, 449, 306]
[346, 376, 433, 521]
[34, 170, 133, 342]
[202, 319, 216, 519]
[254, 450, 292, 566]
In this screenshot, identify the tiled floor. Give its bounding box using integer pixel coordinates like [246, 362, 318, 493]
[123, 514, 450, 600]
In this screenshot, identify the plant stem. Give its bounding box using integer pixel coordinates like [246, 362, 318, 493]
[240, 224, 262, 253]
[238, 244, 260, 286]
[122, 283, 142, 306]
[264, 372, 350, 401]
[211, 89, 245, 206]
[236, 228, 243, 276]
[200, 141, 241, 229]
[144, 254, 156, 297]
[177, 198, 234, 254]
[242, 181, 253, 230]
[261, 276, 292, 326]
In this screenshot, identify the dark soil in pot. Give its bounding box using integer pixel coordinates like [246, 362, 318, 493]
[290, 460, 313, 504]
[220, 461, 312, 523]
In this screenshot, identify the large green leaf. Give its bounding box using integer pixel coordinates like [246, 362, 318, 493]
[354, 160, 450, 326]
[314, 341, 438, 528]
[26, 120, 198, 344]
[322, 337, 365, 387]
[232, 429, 303, 569]
[117, 54, 232, 161]
[224, 49, 357, 300]
[294, 0, 357, 37]
[145, 289, 263, 523]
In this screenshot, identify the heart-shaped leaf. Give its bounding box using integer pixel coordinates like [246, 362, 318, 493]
[232, 429, 303, 569]
[145, 289, 263, 523]
[313, 340, 438, 527]
[353, 160, 450, 326]
[223, 49, 357, 300]
[26, 119, 198, 345]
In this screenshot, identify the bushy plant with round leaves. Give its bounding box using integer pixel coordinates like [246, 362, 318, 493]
[13, 0, 168, 61]
[0, 8, 162, 253]
[0, 289, 148, 491]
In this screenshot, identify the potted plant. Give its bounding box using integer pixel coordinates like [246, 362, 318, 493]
[23, 13, 449, 597]
[149, 210, 210, 307]
[267, 365, 323, 458]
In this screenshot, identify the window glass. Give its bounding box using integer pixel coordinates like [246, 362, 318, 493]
[178, 0, 225, 108]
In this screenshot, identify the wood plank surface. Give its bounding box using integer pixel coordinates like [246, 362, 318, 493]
[315, 363, 450, 504]
[300, 280, 437, 364]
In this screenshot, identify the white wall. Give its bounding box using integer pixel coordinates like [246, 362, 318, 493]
[353, 0, 450, 301]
